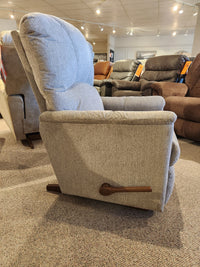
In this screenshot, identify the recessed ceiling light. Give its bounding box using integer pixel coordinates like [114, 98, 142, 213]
[173, 5, 178, 12]
[179, 9, 184, 14]
[93, 42, 96, 45]
[193, 11, 198, 16]
[96, 9, 100, 15]
[172, 31, 177, 36]
[112, 29, 116, 34]
[10, 14, 14, 19]
[81, 25, 84, 30]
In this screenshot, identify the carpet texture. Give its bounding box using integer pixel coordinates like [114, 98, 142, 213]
[0, 119, 200, 267]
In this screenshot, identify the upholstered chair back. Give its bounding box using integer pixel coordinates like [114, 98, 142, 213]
[109, 59, 141, 81]
[0, 30, 40, 140]
[12, 13, 103, 112]
[142, 55, 188, 82]
[185, 53, 200, 97]
[94, 61, 113, 80]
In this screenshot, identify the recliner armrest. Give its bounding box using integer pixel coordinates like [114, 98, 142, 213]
[111, 80, 141, 91]
[101, 96, 165, 111]
[151, 82, 188, 98]
[93, 79, 104, 87]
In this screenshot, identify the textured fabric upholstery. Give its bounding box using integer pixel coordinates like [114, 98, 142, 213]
[16, 12, 180, 211]
[0, 30, 40, 140]
[18, 13, 103, 111]
[108, 55, 188, 97]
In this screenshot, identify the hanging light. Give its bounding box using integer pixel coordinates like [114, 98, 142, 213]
[173, 5, 178, 12]
[96, 9, 101, 15]
[172, 31, 177, 36]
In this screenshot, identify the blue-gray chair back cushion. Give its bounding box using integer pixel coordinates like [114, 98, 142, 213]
[19, 12, 103, 111]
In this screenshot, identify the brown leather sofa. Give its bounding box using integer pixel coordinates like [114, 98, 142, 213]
[94, 61, 113, 80]
[151, 53, 200, 141]
[107, 55, 188, 97]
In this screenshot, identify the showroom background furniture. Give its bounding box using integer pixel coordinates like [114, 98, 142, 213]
[94, 61, 113, 80]
[106, 54, 189, 97]
[151, 53, 200, 141]
[12, 12, 180, 211]
[0, 30, 40, 146]
[93, 61, 113, 94]
[94, 59, 142, 96]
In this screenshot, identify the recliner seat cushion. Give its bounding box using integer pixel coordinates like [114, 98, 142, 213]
[19, 12, 103, 111]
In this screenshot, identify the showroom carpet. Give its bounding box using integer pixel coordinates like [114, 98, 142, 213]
[0, 119, 200, 267]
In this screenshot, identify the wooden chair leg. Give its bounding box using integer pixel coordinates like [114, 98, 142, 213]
[46, 184, 61, 193]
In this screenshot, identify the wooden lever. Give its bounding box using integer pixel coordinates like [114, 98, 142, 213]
[99, 183, 152, 196]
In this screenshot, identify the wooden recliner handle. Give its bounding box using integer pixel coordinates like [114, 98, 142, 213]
[99, 183, 152, 196]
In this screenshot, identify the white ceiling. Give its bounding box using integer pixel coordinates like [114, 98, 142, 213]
[0, 0, 199, 41]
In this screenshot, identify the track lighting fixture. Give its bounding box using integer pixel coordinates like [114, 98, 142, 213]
[179, 5, 184, 14]
[10, 13, 14, 19]
[173, 5, 178, 12]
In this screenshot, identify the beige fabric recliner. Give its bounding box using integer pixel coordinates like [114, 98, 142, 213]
[0, 30, 40, 142]
[12, 12, 180, 211]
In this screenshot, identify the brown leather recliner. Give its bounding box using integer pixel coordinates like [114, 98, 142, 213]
[151, 53, 200, 141]
[108, 55, 188, 97]
[94, 61, 113, 80]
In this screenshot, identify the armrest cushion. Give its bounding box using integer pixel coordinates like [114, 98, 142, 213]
[151, 82, 188, 97]
[93, 79, 104, 86]
[40, 110, 176, 125]
[111, 80, 141, 90]
[101, 96, 165, 111]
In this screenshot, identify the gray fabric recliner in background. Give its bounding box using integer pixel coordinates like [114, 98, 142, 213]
[12, 12, 180, 211]
[0, 30, 40, 144]
[94, 59, 142, 96]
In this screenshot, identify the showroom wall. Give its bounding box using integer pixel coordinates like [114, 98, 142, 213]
[114, 33, 194, 61]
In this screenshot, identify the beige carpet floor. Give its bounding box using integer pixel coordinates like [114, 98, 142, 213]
[0, 119, 200, 267]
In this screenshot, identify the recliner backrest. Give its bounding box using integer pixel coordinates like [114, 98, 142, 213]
[185, 53, 200, 97]
[141, 55, 188, 82]
[12, 13, 103, 112]
[109, 59, 141, 81]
